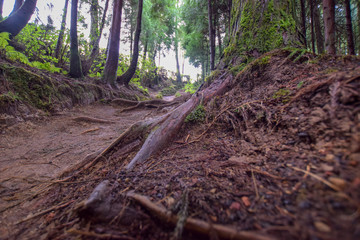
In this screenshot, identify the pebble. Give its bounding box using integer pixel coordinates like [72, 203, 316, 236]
[314, 221, 331, 232]
[328, 177, 347, 190]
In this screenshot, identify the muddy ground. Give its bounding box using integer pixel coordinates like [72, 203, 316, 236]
[0, 50, 359, 240]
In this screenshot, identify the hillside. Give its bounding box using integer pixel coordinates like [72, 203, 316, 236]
[1, 49, 359, 240]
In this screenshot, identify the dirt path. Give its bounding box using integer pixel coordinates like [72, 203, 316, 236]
[0, 103, 154, 217]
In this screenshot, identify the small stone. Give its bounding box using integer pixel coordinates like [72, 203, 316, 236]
[210, 215, 217, 222]
[349, 153, 360, 162]
[328, 177, 347, 190]
[324, 154, 335, 162]
[165, 197, 175, 206]
[210, 188, 217, 194]
[241, 196, 251, 207]
[229, 202, 241, 210]
[320, 163, 334, 172]
[314, 221, 331, 232]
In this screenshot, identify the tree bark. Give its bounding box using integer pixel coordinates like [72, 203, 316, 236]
[103, 0, 123, 87]
[208, 0, 215, 71]
[300, 0, 307, 48]
[314, 0, 324, 54]
[323, 0, 336, 54]
[0, 0, 4, 19]
[82, 0, 110, 75]
[69, 0, 83, 78]
[309, 0, 316, 53]
[117, 0, 143, 86]
[10, 0, 24, 15]
[344, 0, 355, 55]
[0, 0, 37, 37]
[54, 0, 69, 61]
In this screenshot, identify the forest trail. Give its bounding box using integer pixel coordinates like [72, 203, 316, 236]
[0, 101, 164, 232]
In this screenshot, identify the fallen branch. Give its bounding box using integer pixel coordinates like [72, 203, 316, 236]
[127, 191, 275, 240]
[16, 200, 74, 224]
[67, 228, 133, 240]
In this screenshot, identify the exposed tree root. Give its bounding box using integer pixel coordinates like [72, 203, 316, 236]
[112, 94, 191, 113]
[127, 191, 275, 240]
[72, 116, 117, 124]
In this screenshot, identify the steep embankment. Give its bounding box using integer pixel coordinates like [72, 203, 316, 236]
[1, 50, 360, 240]
[0, 58, 145, 128]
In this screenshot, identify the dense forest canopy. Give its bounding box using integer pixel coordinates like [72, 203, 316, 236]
[0, 0, 358, 90]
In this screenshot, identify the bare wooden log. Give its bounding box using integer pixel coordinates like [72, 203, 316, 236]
[127, 191, 275, 240]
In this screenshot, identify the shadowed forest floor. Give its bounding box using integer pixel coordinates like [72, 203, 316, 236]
[0, 51, 359, 240]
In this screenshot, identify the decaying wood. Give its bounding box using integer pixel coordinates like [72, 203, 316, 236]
[127, 191, 275, 240]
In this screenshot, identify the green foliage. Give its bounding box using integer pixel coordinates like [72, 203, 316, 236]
[175, 92, 181, 97]
[161, 85, 177, 96]
[0, 32, 31, 64]
[15, 24, 59, 64]
[183, 81, 199, 94]
[272, 88, 291, 103]
[297, 81, 304, 89]
[31, 61, 63, 73]
[155, 92, 163, 99]
[185, 104, 206, 123]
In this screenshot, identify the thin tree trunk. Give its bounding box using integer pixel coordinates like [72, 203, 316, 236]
[103, 0, 123, 87]
[10, 0, 24, 15]
[309, 0, 315, 53]
[323, 0, 336, 54]
[142, 35, 148, 65]
[69, 0, 83, 78]
[54, 0, 69, 60]
[83, 0, 109, 75]
[358, 1, 360, 55]
[0, 0, 4, 19]
[216, 16, 223, 57]
[0, 0, 37, 37]
[89, 0, 99, 52]
[344, 0, 355, 55]
[300, 0, 307, 48]
[314, 0, 324, 54]
[208, 0, 215, 71]
[117, 0, 143, 86]
[129, 7, 134, 59]
[175, 36, 181, 83]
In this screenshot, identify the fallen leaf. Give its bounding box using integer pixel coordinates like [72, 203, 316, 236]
[320, 163, 334, 172]
[230, 202, 241, 210]
[210, 188, 216, 194]
[241, 196, 251, 207]
[314, 221, 331, 232]
[210, 215, 217, 222]
[328, 177, 347, 190]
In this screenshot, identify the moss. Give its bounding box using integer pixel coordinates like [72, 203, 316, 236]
[185, 104, 206, 123]
[175, 92, 181, 98]
[155, 92, 163, 99]
[161, 85, 177, 96]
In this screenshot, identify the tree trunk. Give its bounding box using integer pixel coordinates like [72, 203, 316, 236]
[89, 0, 100, 53]
[323, 0, 336, 54]
[0, 0, 37, 37]
[309, 0, 316, 53]
[54, 0, 69, 60]
[216, 16, 223, 57]
[208, 0, 215, 71]
[0, 0, 4, 19]
[300, 0, 307, 48]
[103, 0, 123, 87]
[117, 0, 143, 86]
[82, 0, 109, 75]
[69, 0, 83, 78]
[175, 36, 181, 84]
[358, 2, 360, 55]
[10, 0, 24, 15]
[142, 34, 148, 65]
[314, 0, 324, 54]
[344, 0, 355, 55]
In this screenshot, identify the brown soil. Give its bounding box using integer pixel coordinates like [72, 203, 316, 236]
[1, 51, 360, 240]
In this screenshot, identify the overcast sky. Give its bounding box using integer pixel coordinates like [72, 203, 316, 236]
[3, 0, 201, 80]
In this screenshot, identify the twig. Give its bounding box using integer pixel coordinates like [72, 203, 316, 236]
[251, 170, 260, 200]
[81, 127, 100, 134]
[127, 191, 275, 240]
[16, 200, 74, 224]
[247, 169, 284, 180]
[287, 164, 341, 191]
